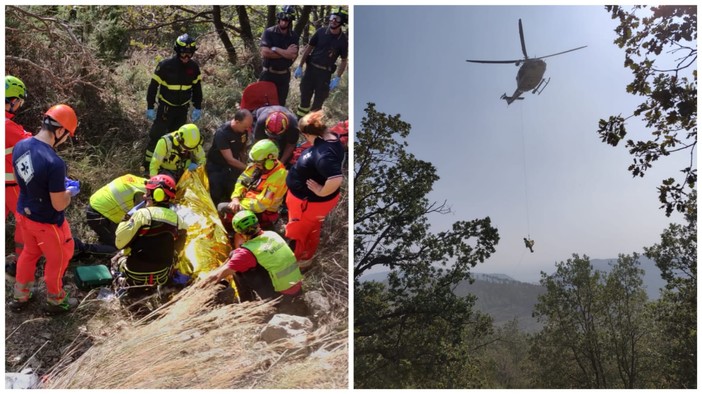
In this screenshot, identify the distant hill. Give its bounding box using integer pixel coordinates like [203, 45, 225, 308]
[588, 256, 665, 300]
[357, 256, 666, 333]
[358, 271, 546, 333]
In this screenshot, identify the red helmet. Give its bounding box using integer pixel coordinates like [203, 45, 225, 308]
[44, 104, 78, 136]
[145, 174, 176, 203]
[264, 111, 289, 137]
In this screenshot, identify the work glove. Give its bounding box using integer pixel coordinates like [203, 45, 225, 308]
[65, 177, 81, 197]
[146, 109, 156, 121]
[294, 66, 303, 79]
[329, 76, 341, 91]
[188, 162, 199, 172]
[191, 108, 202, 122]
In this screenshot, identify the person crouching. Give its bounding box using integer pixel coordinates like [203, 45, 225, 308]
[113, 174, 187, 287]
[205, 210, 302, 301]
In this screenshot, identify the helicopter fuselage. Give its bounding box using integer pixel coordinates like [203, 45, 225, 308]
[516, 59, 547, 91]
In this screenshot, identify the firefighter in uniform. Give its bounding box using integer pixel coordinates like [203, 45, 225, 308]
[144, 33, 203, 171]
[295, 8, 348, 118]
[5, 76, 32, 265]
[149, 123, 205, 181]
[259, 6, 299, 107]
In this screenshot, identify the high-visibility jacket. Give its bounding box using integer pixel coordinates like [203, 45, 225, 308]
[242, 231, 301, 292]
[89, 174, 147, 223]
[116, 205, 187, 278]
[150, 131, 205, 177]
[5, 111, 32, 184]
[232, 162, 288, 213]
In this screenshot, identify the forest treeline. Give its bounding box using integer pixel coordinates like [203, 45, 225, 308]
[354, 5, 696, 389]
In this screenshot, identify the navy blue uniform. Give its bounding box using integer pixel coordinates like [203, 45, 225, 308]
[297, 27, 348, 116]
[206, 122, 249, 204]
[253, 106, 299, 165]
[286, 133, 344, 202]
[259, 26, 299, 106]
[12, 138, 67, 225]
[144, 56, 203, 169]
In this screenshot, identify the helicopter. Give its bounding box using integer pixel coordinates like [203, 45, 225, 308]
[466, 19, 586, 105]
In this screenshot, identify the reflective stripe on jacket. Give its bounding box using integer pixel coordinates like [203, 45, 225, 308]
[89, 174, 147, 223]
[242, 231, 301, 292]
[232, 162, 288, 213]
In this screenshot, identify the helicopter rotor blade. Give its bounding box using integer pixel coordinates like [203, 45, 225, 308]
[466, 59, 523, 64]
[534, 46, 587, 60]
[519, 19, 528, 59]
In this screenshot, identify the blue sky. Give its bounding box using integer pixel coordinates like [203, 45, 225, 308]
[354, 6, 692, 282]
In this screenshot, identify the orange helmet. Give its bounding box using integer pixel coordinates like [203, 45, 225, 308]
[44, 104, 78, 136]
[264, 111, 289, 137]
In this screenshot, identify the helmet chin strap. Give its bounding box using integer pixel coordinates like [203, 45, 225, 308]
[52, 128, 70, 148]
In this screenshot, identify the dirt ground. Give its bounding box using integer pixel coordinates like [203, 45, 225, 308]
[5, 254, 163, 380]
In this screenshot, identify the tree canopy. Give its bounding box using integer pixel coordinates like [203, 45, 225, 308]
[597, 6, 697, 216]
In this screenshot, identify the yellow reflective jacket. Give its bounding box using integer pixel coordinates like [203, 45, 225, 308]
[231, 162, 288, 213]
[89, 174, 146, 223]
[150, 132, 205, 177]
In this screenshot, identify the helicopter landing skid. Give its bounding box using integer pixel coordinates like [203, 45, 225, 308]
[533, 78, 550, 95]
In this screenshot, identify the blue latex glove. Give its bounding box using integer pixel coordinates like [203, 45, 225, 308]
[294, 66, 303, 79]
[329, 76, 341, 91]
[191, 108, 202, 122]
[146, 109, 156, 121]
[66, 184, 80, 197]
[127, 201, 145, 216]
[64, 177, 80, 197]
[188, 162, 199, 172]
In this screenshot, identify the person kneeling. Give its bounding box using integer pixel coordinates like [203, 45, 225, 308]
[113, 174, 187, 287]
[205, 210, 302, 302]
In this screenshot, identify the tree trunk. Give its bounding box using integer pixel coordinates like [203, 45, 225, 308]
[294, 5, 313, 40]
[236, 5, 260, 76]
[212, 6, 237, 66]
[266, 5, 276, 28]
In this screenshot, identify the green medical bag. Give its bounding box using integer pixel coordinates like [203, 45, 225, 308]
[74, 265, 113, 290]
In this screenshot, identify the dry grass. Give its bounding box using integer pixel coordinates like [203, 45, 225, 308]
[43, 278, 347, 389]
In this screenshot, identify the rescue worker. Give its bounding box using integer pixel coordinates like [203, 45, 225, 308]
[150, 123, 205, 181]
[253, 105, 300, 166]
[5, 75, 32, 267]
[294, 8, 349, 118]
[523, 237, 535, 253]
[144, 33, 203, 171]
[205, 109, 253, 205]
[84, 174, 147, 253]
[113, 174, 187, 287]
[205, 210, 302, 301]
[219, 139, 288, 232]
[285, 111, 344, 267]
[259, 6, 299, 106]
[10, 104, 80, 314]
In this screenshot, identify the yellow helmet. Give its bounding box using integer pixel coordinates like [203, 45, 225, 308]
[177, 124, 201, 149]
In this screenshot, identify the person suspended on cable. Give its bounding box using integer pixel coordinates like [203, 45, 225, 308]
[523, 237, 534, 253]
